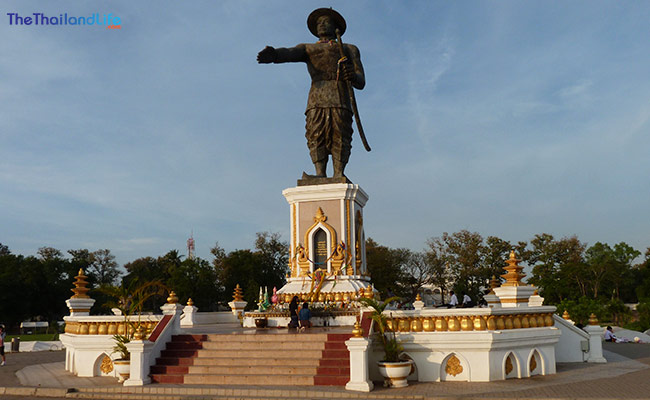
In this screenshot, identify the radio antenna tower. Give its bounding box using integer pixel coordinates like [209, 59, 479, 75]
[187, 231, 195, 260]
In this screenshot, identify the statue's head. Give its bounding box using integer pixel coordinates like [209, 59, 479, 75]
[307, 8, 346, 38]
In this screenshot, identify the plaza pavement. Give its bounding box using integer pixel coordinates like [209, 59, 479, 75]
[1, 342, 649, 399]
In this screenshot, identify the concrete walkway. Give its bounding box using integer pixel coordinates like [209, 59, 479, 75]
[1, 342, 650, 399]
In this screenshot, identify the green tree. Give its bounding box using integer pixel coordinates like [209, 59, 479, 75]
[526, 234, 586, 303]
[365, 238, 405, 299]
[89, 249, 121, 286]
[167, 257, 221, 310]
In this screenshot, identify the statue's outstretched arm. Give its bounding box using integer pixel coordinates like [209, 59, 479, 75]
[257, 44, 307, 64]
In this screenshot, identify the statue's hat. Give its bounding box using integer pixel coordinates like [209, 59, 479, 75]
[307, 8, 346, 37]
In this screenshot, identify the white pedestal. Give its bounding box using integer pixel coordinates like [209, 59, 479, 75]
[279, 183, 371, 298]
[585, 325, 606, 363]
[124, 340, 154, 386]
[345, 337, 374, 392]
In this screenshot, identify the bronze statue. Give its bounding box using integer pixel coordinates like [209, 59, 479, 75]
[258, 8, 368, 182]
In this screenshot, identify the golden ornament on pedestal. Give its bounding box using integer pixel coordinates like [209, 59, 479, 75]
[71, 268, 91, 298]
[167, 291, 179, 304]
[501, 251, 526, 287]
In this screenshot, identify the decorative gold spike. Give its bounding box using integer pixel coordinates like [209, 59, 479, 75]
[562, 310, 570, 320]
[187, 298, 194, 306]
[232, 284, 244, 302]
[489, 275, 500, 294]
[352, 320, 363, 338]
[133, 325, 145, 340]
[588, 313, 599, 325]
[167, 291, 179, 304]
[415, 293, 422, 301]
[314, 207, 327, 223]
[71, 268, 91, 298]
[501, 251, 526, 287]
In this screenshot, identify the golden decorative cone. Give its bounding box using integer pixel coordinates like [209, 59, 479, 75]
[415, 293, 422, 301]
[588, 313, 599, 325]
[133, 325, 145, 340]
[167, 291, 179, 304]
[71, 268, 91, 299]
[186, 298, 194, 306]
[501, 250, 526, 287]
[351, 320, 363, 338]
[232, 284, 244, 301]
[562, 310, 570, 320]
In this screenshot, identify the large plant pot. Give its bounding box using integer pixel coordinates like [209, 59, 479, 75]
[377, 360, 413, 388]
[113, 359, 130, 383]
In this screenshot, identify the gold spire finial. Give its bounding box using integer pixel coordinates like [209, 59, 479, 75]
[167, 291, 179, 304]
[352, 319, 363, 338]
[71, 268, 90, 299]
[233, 284, 244, 302]
[501, 250, 526, 287]
[314, 207, 327, 223]
[562, 310, 570, 320]
[488, 275, 500, 294]
[186, 298, 194, 306]
[588, 313, 599, 325]
[415, 293, 422, 301]
[133, 325, 146, 340]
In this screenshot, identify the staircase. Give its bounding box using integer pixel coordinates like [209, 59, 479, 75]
[150, 331, 352, 386]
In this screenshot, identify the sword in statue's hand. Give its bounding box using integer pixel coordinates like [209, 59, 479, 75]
[336, 29, 371, 152]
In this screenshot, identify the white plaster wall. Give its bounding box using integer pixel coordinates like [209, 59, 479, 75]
[367, 327, 560, 382]
[553, 315, 588, 362]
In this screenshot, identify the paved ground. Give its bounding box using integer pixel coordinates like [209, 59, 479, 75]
[1, 342, 650, 399]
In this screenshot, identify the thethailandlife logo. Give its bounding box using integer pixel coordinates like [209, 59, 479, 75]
[7, 12, 122, 29]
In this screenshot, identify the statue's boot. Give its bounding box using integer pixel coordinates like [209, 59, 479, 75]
[333, 160, 346, 178]
[301, 161, 327, 179]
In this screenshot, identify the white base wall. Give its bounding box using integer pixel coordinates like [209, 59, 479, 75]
[368, 327, 560, 382]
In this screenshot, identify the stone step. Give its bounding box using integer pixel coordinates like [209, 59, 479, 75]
[191, 357, 321, 366]
[67, 387, 420, 400]
[171, 334, 208, 342]
[183, 373, 315, 385]
[316, 365, 350, 376]
[188, 365, 319, 375]
[200, 340, 325, 351]
[155, 356, 195, 366]
[314, 375, 350, 386]
[204, 333, 330, 342]
[166, 341, 203, 350]
[160, 349, 199, 358]
[150, 365, 189, 374]
[195, 349, 324, 359]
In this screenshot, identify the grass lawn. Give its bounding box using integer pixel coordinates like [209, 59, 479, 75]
[6, 333, 60, 342]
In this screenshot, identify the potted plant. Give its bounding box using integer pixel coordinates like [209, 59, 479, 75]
[359, 296, 413, 388]
[100, 279, 167, 382]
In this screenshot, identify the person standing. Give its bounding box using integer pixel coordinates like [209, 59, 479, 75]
[0, 325, 6, 366]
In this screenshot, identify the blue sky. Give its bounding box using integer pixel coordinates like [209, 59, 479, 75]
[1, 1, 649, 266]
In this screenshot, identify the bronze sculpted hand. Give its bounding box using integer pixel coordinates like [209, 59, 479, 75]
[257, 46, 276, 63]
[340, 61, 356, 83]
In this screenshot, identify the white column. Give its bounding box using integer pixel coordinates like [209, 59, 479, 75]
[180, 304, 198, 328]
[228, 300, 247, 319]
[584, 325, 606, 363]
[124, 340, 154, 386]
[345, 337, 374, 392]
